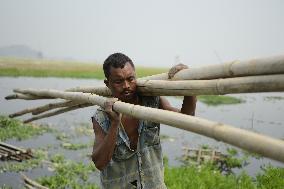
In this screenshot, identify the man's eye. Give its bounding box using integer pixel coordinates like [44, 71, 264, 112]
[128, 77, 135, 82]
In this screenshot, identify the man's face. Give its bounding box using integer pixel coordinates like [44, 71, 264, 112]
[104, 62, 137, 102]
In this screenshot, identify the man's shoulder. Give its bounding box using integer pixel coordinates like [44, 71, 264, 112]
[93, 108, 109, 127]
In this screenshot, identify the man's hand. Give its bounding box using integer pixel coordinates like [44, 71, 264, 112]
[167, 63, 196, 115]
[103, 98, 121, 123]
[168, 63, 188, 79]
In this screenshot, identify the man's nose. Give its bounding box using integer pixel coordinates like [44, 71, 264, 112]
[123, 81, 130, 89]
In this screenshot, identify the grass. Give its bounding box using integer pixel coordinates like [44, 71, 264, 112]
[0, 57, 167, 79]
[37, 154, 98, 189]
[256, 165, 284, 188]
[61, 142, 90, 150]
[165, 147, 284, 189]
[198, 95, 245, 106]
[0, 115, 52, 141]
[75, 122, 94, 136]
[56, 127, 93, 150]
[164, 159, 284, 189]
[165, 163, 254, 189]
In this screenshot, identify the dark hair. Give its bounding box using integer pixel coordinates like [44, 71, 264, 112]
[103, 53, 135, 78]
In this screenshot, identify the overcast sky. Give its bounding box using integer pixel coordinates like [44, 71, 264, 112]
[1, 0, 284, 67]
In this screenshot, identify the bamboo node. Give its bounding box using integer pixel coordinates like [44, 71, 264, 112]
[215, 79, 224, 95]
[225, 60, 239, 77]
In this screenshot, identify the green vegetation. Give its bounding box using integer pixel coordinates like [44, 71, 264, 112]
[75, 122, 93, 136]
[0, 57, 167, 79]
[0, 185, 12, 189]
[55, 132, 70, 141]
[0, 115, 52, 141]
[55, 129, 92, 150]
[165, 163, 253, 189]
[37, 154, 98, 189]
[256, 165, 284, 188]
[198, 95, 245, 106]
[165, 147, 283, 188]
[61, 142, 89, 150]
[164, 159, 284, 189]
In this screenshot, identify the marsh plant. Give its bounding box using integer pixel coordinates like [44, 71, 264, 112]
[0, 115, 52, 141]
[164, 154, 284, 189]
[37, 154, 99, 189]
[198, 95, 245, 106]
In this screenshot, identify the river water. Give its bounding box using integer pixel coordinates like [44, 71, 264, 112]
[0, 77, 283, 188]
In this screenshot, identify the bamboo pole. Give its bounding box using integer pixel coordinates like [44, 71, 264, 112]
[23, 103, 92, 123]
[0, 142, 26, 153]
[137, 74, 284, 96]
[5, 93, 53, 100]
[21, 173, 49, 189]
[8, 100, 80, 118]
[9, 88, 284, 163]
[9, 107, 36, 118]
[31, 100, 81, 115]
[142, 54, 284, 80]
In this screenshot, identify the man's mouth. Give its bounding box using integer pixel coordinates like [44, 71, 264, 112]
[123, 91, 133, 96]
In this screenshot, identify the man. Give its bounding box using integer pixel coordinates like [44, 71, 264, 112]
[91, 53, 196, 189]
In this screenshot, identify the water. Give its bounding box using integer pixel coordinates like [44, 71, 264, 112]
[0, 77, 283, 188]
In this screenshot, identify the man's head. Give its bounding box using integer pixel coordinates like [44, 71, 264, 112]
[103, 53, 137, 102]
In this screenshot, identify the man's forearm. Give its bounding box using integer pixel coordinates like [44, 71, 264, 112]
[181, 96, 197, 115]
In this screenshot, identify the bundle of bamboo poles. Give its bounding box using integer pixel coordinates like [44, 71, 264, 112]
[0, 142, 33, 161]
[5, 54, 284, 163]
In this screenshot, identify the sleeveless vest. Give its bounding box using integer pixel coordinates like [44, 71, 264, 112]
[93, 96, 167, 189]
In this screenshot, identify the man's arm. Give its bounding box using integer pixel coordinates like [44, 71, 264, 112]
[159, 96, 196, 115]
[181, 96, 197, 115]
[91, 98, 121, 171]
[91, 119, 119, 171]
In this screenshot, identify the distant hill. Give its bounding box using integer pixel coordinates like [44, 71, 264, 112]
[0, 45, 43, 59]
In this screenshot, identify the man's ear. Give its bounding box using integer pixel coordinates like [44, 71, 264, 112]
[104, 79, 109, 87]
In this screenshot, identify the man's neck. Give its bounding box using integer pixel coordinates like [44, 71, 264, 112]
[122, 95, 139, 105]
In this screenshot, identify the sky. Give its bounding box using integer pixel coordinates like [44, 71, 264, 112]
[0, 0, 284, 67]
